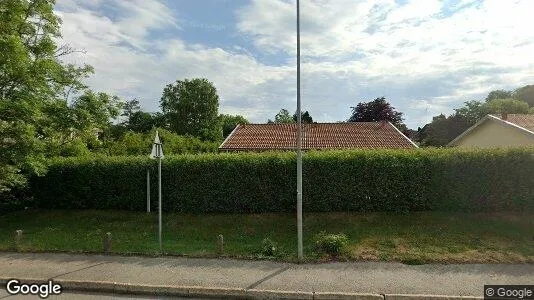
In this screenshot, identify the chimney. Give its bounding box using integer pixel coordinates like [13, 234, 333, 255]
[501, 112, 508, 120]
[379, 120, 387, 128]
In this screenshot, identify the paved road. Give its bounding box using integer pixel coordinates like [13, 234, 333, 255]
[1, 290, 205, 299]
[0, 252, 533, 298]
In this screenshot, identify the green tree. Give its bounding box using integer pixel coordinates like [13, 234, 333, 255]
[270, 109, 295, 124]
[417, 114, 471, 147]
[485, 90, 513, 102]
[219, 114, 249, 137]
[512, 85, 534, 107]
[160, 78, 222, 141]
[348, 97, 403, 124]
[485, 98, 530, 114]
[0, 0, 94, 195]
[292, 111, 314, 123]
[454, 100, 489, 125]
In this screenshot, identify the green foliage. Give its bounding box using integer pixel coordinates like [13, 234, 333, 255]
[486, 90, 513, 102]
[219, 114, 249, 137]
[420, 98, 532, 147]
[349, 97, 404, 125]
[260, 238, 278, 257]
[102, 128, 219, 156]
[314, 232, 349, 256]
[513, 85, 534, 107]
[0, 0, 95, 200]
[160, 78, 222, 141]
[30, 148, 534, 213]
[485, 98, 530, 114]
[270, 109, 295, 124]
[292, 111, 314, 123]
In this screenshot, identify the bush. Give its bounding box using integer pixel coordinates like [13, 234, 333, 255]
[260, 238, 278, 257]
[314, 232, 349, 256]
[29, 148, 534, 213]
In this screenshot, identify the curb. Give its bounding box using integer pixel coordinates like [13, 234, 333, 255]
[0, 278, 482, 300]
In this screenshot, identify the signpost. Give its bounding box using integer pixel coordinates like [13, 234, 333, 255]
[150, 131, 164, 251]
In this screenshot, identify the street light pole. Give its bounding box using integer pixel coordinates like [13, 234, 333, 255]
[150, 131, 164, 253]
[296, 0, 303, 261]
[158, 147, 162, 251]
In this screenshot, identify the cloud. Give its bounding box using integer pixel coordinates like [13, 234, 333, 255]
[54, 0, 534, 129]
[235, 0, 534, 127]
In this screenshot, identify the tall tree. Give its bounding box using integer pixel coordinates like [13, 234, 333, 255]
[348, 97, 403, 124]
[485, 98, 530, 114]
[160, 78, 222, 141]
[269, 109, 295, 124]
[0, 0, 94, 195]
[513, 85, 534, 107]
[219, 114, 249, 137]
[485, 90, 512, 102]
[454, 100, 489, 125]
[292, 111, 314, 123]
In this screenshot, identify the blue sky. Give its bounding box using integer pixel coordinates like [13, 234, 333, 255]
[55, 0, 534, 128]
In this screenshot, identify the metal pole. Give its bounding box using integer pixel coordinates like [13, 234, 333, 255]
[158, 149, 162, 252]
[147, 169, 150, 213]
[296, 0, 303, 261]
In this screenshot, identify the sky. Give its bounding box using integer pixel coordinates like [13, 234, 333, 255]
[55, 0, 534, 129]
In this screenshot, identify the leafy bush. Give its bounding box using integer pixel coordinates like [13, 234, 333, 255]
[260, 238, 278, 257]
[29, 148, 534, 213]
[314, 232, 349, 256]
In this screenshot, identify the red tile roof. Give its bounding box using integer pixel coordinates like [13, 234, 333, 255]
[492, 114, 534, 132]
[219, 122, 417, 151]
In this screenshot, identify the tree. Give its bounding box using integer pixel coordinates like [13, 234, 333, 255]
[485, 90, 512, 102]
[219, 114, 249, 137]
[292, 111, 314, 123]
[454, 100, 489, 125]
[160, 78, 222, 141]
[121, 98, 141, 121]
[0, 0, 94, 195]
[348, 97, 403, 124]
[270, 109, 295, 124]
[417, 114, 471, 147]
[513, 85, 534, 107]
[485, 98, 530, 114]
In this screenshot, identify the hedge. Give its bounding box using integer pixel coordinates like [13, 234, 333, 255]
[29, 148, 534, 213]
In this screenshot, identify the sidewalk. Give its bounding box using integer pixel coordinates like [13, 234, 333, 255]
[1, 252, 533, 299]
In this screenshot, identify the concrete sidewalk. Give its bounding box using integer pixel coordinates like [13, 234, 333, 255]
[1, 253, 533, 299]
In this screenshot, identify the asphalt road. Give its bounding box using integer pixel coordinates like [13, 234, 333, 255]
[1, 290, 207, 299]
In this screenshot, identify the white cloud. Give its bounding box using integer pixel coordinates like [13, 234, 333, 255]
[236, 0, 534, 127]
[54, 0, 534, 129]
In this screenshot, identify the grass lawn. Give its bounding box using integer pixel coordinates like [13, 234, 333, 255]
[0, 210, 533, 264]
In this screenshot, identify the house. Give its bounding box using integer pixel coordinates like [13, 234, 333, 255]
[219, 121, 418, 151]
[448, 113, 534, 148]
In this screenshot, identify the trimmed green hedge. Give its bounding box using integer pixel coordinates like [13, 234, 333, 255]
[30, 148, 534, 213]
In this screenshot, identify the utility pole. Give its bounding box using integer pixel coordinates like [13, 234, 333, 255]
[296, 0, 303, 261]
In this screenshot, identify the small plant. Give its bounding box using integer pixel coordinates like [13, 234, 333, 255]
[314, 231, 349, 256]
[260, 238, 278, 257]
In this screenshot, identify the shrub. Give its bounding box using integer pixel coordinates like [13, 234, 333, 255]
[29, 148, 534, 213]
[260, 238, 278, 257]
[314, 232, 349, 256]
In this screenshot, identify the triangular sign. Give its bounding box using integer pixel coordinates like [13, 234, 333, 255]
[150, 131, 164, 159]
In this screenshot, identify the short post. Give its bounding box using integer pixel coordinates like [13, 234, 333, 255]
[216, 234, 224, 255]
[14, 230, 23, 250]
[146, 169, 150, 213]
[104, 232, 112, 254]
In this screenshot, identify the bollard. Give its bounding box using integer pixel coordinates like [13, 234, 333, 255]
[104, 232, 112, 255]
[14, 230, 23, 249]
[216, 234, 224, 255]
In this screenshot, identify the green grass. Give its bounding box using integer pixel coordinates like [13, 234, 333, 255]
[0, 210, 533, 263]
